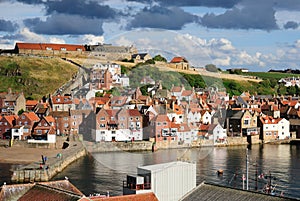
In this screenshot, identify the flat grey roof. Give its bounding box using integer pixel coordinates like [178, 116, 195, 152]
[138, 161, 195, 172]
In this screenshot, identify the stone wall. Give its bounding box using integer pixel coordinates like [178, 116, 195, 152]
[83, 141, 153, 153]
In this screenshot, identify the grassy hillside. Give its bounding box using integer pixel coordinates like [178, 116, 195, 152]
[0, 56, 78, 100]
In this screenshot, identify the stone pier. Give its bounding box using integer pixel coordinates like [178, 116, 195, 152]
[11, 142, 87, 183]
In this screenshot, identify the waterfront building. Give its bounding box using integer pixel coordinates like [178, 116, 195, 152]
[259, 115, 290, 141]
[94, 108, 143, 142]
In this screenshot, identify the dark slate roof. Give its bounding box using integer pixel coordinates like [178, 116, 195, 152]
[180, 182, 297, 201]
[226, 109, 244, 119]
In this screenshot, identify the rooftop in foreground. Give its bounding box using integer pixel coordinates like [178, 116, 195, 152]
[180, 182, 299, 201]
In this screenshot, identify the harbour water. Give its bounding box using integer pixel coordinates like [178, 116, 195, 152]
[2, 144, 300, 199]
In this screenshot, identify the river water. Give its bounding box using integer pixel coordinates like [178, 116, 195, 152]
[2, 144, 300, 199]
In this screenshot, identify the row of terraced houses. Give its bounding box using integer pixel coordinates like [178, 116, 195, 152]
[0, 60, 299, 145]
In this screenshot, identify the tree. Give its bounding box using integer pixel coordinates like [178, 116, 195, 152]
[153, 55, 167, 62]
[121, 65, 128, 75]
[205, 64, 218, 72]
[18, 109, 25, 115]
[95, 91, 104, 97]
[287, 86, 296, 96]
[277, 84, 287, 95]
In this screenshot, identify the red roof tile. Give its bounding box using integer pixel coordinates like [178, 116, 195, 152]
[128, 109, 141, 116]
[91, 192, 158, 201]
[16, 42, 85, 51]
[170, 57, 188, 63]
[24, 112, 40, 122]
[26, 100, 38, 106]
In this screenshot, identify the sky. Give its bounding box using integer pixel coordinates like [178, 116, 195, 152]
[0, 0, 300, 71]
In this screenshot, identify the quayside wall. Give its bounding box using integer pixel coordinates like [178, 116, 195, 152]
[11, 142, 87, 183]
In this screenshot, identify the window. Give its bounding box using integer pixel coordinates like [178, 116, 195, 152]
[64, 123, 68, 128]
[44, 123, 48, 126]
[46, 47, 52, 50]
[157, 122, 161, 126]
[4, 122, 7, 125]
[244, 119, 249, 125]
[282, 126, 284, 129]
[37, 130, 42, 134]
[100, 117, 105, 121]
[136, 117, 139, 121]
[21, 115, 25, 119]
[24, 121, 28, 125]
[61, 47, 66, 51]
[100, 124, 105, 128]
[73, 122, 76, 126]
[64, 117, 68, 121]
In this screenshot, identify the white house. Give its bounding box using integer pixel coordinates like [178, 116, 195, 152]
[11, 126, 24, 140]
[200, 110, 212, 124]
[211, 124, 227, 143]
[260, 116, 290, 141]
[177, 123, 192, 144]
[277, 118, 290, 140]
[187, 110, 201, 124]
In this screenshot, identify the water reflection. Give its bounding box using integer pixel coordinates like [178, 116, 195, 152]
[11, 144, 300, 199]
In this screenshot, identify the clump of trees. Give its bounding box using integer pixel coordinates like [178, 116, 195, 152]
[153, 55, 167, 62]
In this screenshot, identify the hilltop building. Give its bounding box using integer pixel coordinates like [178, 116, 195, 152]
[168, 57, 189, 70]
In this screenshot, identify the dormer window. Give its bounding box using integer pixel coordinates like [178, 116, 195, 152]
[46, 47, 52, 50]
[61, 47, 66, 51]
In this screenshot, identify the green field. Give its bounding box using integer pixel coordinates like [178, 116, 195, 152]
[0, 56, 78, 100]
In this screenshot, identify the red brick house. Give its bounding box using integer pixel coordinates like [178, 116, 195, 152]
[49, 111, 71, 136]
[0, 115, 17, 139]
[32, 116, 56, 141]
[94, 108, 143, 142]
[15, 112, 40, 139]
[149, 114, 171, 142]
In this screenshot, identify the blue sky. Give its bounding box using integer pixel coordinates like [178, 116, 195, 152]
[0, 0, 300, 71]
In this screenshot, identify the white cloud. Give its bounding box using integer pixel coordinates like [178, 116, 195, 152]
[80, 34, 104, 45]
[213, 56, 231, 66]
[114, 36, 133, 46]
[20, 27, 47, 42]
[49, 37, 65, 44]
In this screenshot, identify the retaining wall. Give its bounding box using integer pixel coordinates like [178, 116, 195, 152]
[84, 141, 153, 153]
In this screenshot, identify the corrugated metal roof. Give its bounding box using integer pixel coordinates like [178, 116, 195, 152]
[180, 182, 296, 201]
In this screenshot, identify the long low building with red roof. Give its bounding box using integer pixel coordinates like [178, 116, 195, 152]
[14, 42, 86, 57]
